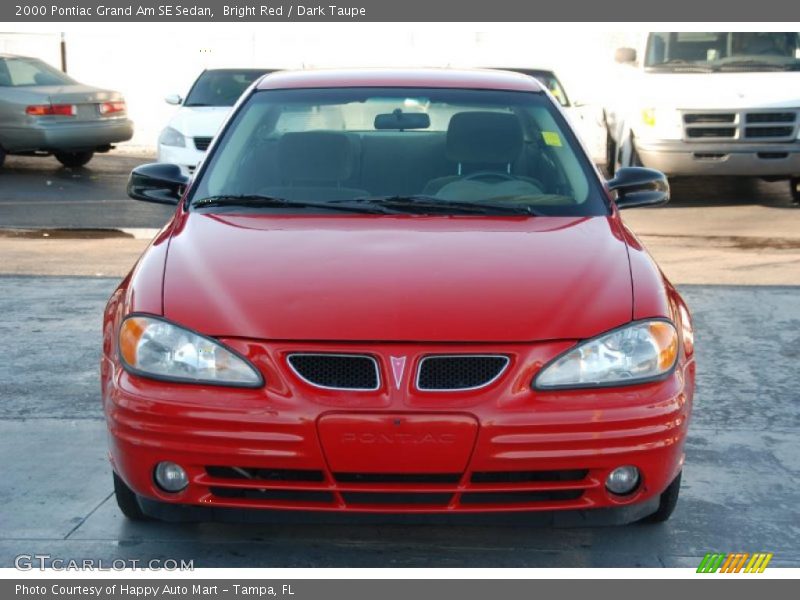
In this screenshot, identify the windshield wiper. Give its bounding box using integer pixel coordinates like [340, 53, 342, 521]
[192, 195, 396, 214]
[344, 195, 541, 216]
[714, 60, 793, 71]
[646, 59, 714, 72]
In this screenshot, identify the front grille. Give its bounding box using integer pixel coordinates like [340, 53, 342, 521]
[202, 466, 593, 511]
[686, 127, 736, 139]
[460, 489, 584, 505]
[683, 109, 799, 142]
[416, 355, 509, 391]
[334, 472, 461, 484]
[210, 487, 335, 503]
[206, 466, 324, 482]
[745, 126, 794, 139]
[684, 113, 735, 124]
[471, 470, 589, 483]
[342, 492, 453, 506]
[287, 353, 380, 390]
[194, 136, 213, 151]
[746, 112, 795, 123]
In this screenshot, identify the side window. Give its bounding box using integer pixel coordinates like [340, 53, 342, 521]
[0, 59, 10, 86]
[5, 59, 40, 86]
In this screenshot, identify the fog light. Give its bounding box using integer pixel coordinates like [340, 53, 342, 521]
[605, 465, 640, 495]
[154, 461, 188, 492]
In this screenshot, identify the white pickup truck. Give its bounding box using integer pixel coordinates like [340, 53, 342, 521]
[606, 32, 800, 203]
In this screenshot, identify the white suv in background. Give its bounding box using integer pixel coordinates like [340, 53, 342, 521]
[157, 68, 277, 175]
[607, 32, 800, 202]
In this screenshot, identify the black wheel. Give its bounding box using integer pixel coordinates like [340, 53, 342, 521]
[55, 150, 94, 168]
[0, 145, 6, 169]
[113, 472, 151, 521]
[642, 471, 681, 523]
[791, 178, 800, 204]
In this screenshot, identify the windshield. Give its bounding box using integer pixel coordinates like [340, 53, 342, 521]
[0, 57, 75, 87]
[184, 69, 274, 107]
[645, 32, 800, 71]
[189, 87, 607, 217]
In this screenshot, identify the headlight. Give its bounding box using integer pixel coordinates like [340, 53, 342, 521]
[534, 320, 678, 389]
[119, 315, 262, 387]
[637, 108, 683, 140]
[158, 126, 185, 147]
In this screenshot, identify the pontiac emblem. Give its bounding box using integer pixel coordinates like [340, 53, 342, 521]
[390, 356, 407, 390]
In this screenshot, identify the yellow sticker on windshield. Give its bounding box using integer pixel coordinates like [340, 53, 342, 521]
[542, 131, 562, 147]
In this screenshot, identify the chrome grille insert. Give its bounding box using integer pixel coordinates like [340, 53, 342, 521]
[416, 354, 509, 391]
[287, 353, 380, 391]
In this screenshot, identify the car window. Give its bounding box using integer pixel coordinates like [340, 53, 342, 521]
[190, 87, 607, 217]
[0, 57, 74, 87]
[184, 69, 272, 107]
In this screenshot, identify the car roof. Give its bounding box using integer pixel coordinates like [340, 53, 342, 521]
[255, 68, 544, 92]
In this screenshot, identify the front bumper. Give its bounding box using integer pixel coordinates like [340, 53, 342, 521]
[157, 143, 205, 176]
[636, 139, 800, 177]
[1, 118, 133, 152]
[102, 340, 694, 520]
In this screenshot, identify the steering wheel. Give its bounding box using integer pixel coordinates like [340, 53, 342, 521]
[461, 171, 519, 183]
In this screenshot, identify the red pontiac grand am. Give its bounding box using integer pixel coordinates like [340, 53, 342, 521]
[102, 69, 695, 525]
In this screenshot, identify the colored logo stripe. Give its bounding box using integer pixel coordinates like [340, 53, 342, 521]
[697, 552, 773, 573]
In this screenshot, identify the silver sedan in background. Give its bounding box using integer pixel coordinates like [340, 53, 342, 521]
[0, 54, 133, 168]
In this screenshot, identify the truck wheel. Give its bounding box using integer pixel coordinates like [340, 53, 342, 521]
[0, 145, 6, 169]
[641, 471, 681, 524]
[55, 150, 94, 169]
[113, 472, 151, 521]
[791, 178, 800, 204]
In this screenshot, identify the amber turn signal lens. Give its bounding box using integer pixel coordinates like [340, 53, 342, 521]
[119, 317, 146, 366]
[649, 321, 679, 371]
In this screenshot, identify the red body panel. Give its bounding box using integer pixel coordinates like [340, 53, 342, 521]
[102, 70, 694, 518]
[162, 214, 633, 342]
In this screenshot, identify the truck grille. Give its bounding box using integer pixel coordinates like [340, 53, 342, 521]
[683, 109, 799, 142]
[416, 355, 509, 391]
[287, 353, 380, 390]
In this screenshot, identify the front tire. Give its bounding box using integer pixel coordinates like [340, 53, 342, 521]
[0, 145, 6, 169]
[55, 150, 94, 168]
[791, 177, 800, 204]
[113, 472, 151, 521]
[642, 471, 681, 523]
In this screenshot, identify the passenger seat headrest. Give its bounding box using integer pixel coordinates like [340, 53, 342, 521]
[446, 111, 524, 165]
[278, 132, 354, 183]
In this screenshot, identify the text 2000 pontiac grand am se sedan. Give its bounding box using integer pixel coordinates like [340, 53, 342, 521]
[103, 69, 695, 525]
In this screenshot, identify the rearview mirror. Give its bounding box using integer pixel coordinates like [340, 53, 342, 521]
[165, 94, 183, 106]
[607, 167, 669, 209]
[374, 110, 431, 130]
[128, 163, 190, 205]
[614, 47, 637, 64]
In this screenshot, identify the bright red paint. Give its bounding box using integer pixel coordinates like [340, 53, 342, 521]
[102, 69, 695, 521]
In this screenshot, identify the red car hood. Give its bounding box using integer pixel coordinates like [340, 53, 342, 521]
[162, 214, 632, 342]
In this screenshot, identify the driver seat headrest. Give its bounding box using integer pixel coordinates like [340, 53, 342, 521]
[446, 111, 524, 165]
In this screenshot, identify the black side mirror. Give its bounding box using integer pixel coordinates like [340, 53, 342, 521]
[127, 163, 190, 205]
[614, 47, 637, 64]
[607, 167, 669, 209]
